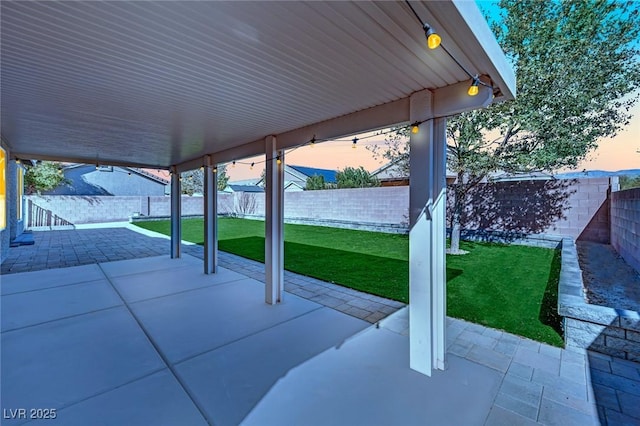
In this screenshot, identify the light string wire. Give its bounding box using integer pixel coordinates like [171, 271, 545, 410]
[404, 0, 494, 90]
[227, 119, 433, 168]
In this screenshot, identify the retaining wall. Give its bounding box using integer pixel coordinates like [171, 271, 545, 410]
[558, 238, 640, 361]
[611, 188, 640, 273]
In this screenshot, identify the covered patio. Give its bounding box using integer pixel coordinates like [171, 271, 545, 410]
[0, 0, 553, 423]
[1, 0, 516, 379]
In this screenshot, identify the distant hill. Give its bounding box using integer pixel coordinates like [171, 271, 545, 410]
[554, 169, 640, 179]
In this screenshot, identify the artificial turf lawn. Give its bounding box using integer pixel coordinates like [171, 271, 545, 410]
[135, 217, 563, 346]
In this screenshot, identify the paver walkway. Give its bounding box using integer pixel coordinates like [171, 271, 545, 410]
[2, 225, 640, 424]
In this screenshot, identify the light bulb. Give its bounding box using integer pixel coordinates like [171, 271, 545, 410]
[250, 162, 254, 170]
[468, 83, 479, 96]
[411, 125, 419, 134]
[424, 24, 441, 49]
[352, 138, 358, 149]
[276, 156, 282, 165]
[427, 33, 441, 49]
[213, 167, 217, 173]
[232, 161, 236, 168]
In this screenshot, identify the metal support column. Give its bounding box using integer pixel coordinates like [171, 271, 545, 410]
[408, 89, 446, 376]
[203, 156, 218, 274]
[170, 166, 181, 259]
[264, 135, 284, 304]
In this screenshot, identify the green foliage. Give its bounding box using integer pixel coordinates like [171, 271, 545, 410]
[470, 0, 640, 173]
[217, 165, 229, 191]
[305, 174, 326, 190]
[180, 164, 229, 195]
[25, 161, 66, 194]
[620, 175, 640, 190]
[335, 166, 379, 189]
[371, 1, 640, 252]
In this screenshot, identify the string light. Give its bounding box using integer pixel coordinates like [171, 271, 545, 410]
[232, 160, 236, 168]
[405, 0, 494, 97]
[250, 162, 254, 170]
[213, 166, 218, 173]
[423, 23, 441, 49]
[222, 120, 431, 170]
[411, 122, 420, 134]
[468, 75, 480, 96]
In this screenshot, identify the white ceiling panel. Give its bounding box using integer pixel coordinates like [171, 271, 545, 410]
[1, 0, 514, 168]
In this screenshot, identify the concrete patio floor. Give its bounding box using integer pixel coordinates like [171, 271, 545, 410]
[2, 228, 640, 425]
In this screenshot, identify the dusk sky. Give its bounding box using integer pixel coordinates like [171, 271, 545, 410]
[227, 1, 639, 182]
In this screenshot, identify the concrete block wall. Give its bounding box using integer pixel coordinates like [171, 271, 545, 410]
[27, 196, 146, 225]
[284, 186, 409, 225]
[25, 178, 611, 240]
[456, 178, 611, 242]
[611, 188, 640, 273]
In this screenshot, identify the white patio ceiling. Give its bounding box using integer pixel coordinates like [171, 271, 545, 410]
[1, 0, 514, 169]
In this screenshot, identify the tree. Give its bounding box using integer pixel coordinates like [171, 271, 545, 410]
[216, 165, 229, 191]
[25, 161, 67, 194]
[335, 166, 379, 189]
[180, 164, 229, 195]
[305, 174, 326, 190]
[371, 0, 640, 253]
[620, 175, 640, 190]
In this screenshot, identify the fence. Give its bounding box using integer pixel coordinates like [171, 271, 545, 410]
[25, 178, 614, 241]
[611, 187, 640, 273]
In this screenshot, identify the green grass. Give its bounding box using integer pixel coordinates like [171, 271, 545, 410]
[135, 217, 563, 346]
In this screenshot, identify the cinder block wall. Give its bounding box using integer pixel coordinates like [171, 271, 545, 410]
[611, 188, 640, 273]
[453, 178, 611, 242]
[284, 187, 409, 225]
[24, 178, 610, 240]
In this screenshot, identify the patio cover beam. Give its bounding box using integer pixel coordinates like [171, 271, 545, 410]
[264, 136, 285, 305]
[203, 155, 218, 274]
[174, 77, 493, 173]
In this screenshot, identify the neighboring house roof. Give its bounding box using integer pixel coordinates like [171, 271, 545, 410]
[372, 160, 406, 180]
[372, 160, 457, 181]
[288, 165, 338, 183]
[229, 178, 261, 186]
[284, 181, 305, 192]
[226, 184, 264, 193]
[45, 164, 169, 196]
[256, 164, 339, 188]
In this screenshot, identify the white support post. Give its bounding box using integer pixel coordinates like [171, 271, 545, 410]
[409, 90, 434, 376]
[170, 166, 182, 259]
[408, 89, 446, 376]
[264, 135, 284, 304]
[431, 117, 448, 370]
[203, 156, 218, 274]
